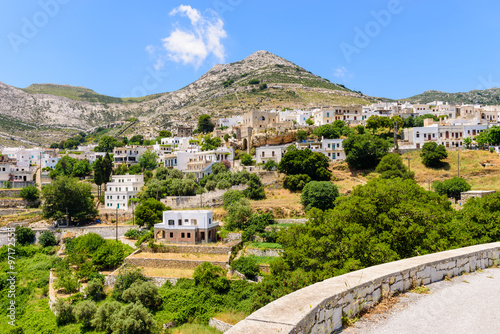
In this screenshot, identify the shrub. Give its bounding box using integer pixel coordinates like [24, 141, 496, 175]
[222, 190, 245, 209]
[240, 153, 254, 166]
[231, 256, 260, 279]
[124, 228, 147, 239]
[243, 174, 266, 200]
[110, 302, 157, 334]
[92, 240, 128, 270]
[301, 181, 340, 211]
[263, 159, 278, 171]
[433, 177, 471, 201]
[217, 179, 232, 190]
[112, 266, 148, 300]
[54, 299, 75, 326]
[85, 278, 105, 301]
[194, 262, 230, 293]
[420, 142, 448, 167]
[283, 174, 311, 191]
[248, 79, 260, 85]
[3, 180, 12, 189]
[74, 300, 97, 328]
[122, 280, 162, 310]
[225, 199, 252, 231]
[206, 180, 217, 191]
[19, 185, 40, 201]
[91, 301, 122, 332]
[38, 230, 57, 247]
[55, 270, 80, 294]
[15, 226, 35, 246]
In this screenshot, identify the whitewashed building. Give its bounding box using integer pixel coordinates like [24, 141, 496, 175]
[154, 210, 218, 244]
[104, 174, 144, 210]
[255, 144, 290, 164]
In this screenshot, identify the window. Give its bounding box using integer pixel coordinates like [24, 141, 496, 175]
[416, 132, 420, 138]
[168, 220, 175, 226]
[192, 219, 197, 226]
[327, 112, 330, 117]
[209, 218, 212, 225]
[187, 233, 191, 238]
[170, 232, 173, 238]
[178, 219, 182, 226]
[181, 233, 185, 238]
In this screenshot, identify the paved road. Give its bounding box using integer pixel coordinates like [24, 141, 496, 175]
[343, 268, 500, 334]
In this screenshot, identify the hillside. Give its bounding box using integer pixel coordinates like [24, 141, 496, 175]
[0, 50, 377, 145]
[402, 88, 500, 105]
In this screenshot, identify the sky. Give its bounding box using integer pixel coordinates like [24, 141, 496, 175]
[1, 0, 500, 100]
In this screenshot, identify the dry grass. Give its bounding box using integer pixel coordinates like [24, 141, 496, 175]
[402, 149, 500, 191]
[130, 252, 228, 262]
[139, 267, 195, 278]
[213, 310, 248, 325]
[170, 323, 222, 334]
[250, 188, 304, 218]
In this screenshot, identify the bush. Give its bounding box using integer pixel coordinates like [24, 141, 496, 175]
[421, 142, 448, 167]
[222, 190, 245, 209]
[240, 153, 254, 166]
[74, 300, 96, 328]
[19, 185, 40, 201]
[343, 133, 391, 170]
[433, 177, 471, 201]
[248, 79, 260, 85]
[231, 256, 260, 279]
[225, 199, 252, 231]
[85, 278, 105, 301]
[3, 180, 12, 189]
[194, 262, 230, 293]
[124, 228, 147, 239]
[283, 174, 311, 191]
[38, 230, 57, 247]
[55, 270, 80, 294]
[205, 180, 217, 191]
[91, 301, 122, 332]
[110, 302, 157, 334]
[301, 181, 339, 211]
[376, 153, 414, 179]
[15, 226, 35, 246]
[54, 299, 75, 326]
[263, 159, 278, 171]
[122, 280, 162, 310]
[112, 266, 148, 300]
[217, 179, 232, 190]
[92, 240, 128, 270]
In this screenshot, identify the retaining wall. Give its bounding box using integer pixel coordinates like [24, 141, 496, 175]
[0, 225, 134, 247]
[0, 189, 21, 198]
[125, 257, 228, 270]
[209, 318, 233, 333]
[246, 248, 282, 257]
[140, 242, 237, 255]
[226, 242, 500, 334]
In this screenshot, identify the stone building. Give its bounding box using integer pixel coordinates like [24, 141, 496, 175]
[154, 210, 218, 244]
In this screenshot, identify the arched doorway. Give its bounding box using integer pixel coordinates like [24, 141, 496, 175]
[242, 138, 248, 151]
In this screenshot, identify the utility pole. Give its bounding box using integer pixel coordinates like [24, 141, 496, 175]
[116, 204, 119, 241]
[457, 148, 460, 178]
[393, 119, 399, 152]
[405, 157, 412, 173]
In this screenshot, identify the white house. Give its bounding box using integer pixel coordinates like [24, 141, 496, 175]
[113, 146, 148, 167]
[104, 174, 144, 210]
[218, 116, 243, 128]
[255, 144, 290, 164]
[322, 139, 346, 161]
[154, 210, 218, 244]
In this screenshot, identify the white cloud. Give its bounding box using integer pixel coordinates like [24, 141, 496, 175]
[155, 5, 227, 69]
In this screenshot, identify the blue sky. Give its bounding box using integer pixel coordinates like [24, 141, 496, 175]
[1, 0, 500, 99]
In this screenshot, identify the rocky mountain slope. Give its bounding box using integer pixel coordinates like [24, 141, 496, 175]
[402, 88, 500, 105]
[0, 50, 376, 144]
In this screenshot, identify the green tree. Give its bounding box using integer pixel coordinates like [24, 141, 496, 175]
[110, 302, 157, 334]
[54, 299, 75, 326]
[50, 155, 78, 179]
[278, 178, 456, 281]
[15, 226, 35, 245]
[91, 301, 122, 332]
[240, 153, 254, 166]
[74, 300, 96, 328]
[139, 150, 158, 171]
[305, 117, 314, 126]
[225, 199, 252, 230]
[193, 262, 230, 293]
[263, 159, 278, 171]
[222, 189, 245, 209]
[420, 142, 448, 167]
[463, 137, 472, 149]
[283, 174, 311, 191]
[102, 153, 113, 184]
[95, 135, 122, 153]
[85, 278, 105, 301]
[3, 180, 11, 189]
[231, 256, 260, 279]
[432, 177, 471, 201]
[301, 181, 339, 211]
[278, 148, 331, 183]
[243, 174, 266, 200]
[223, 133, 230, 142]
[343, 133, 390, 169]
[375, 153, 414, 179]
[19, 185, 40, 201]
[296, 130, 307, 142]
[130, 135, 144, 145]
[38, 230, 57, 247]
[41, 175, 98, 224]
[487, 126, 500, 145]
[114, 163, 128, 175]
[92, 240, 128, 270]
[112, 267, 148, 300]
[72, 159, 92, 178]
[197, 114, 215, 134]
[93, 156, 104, 198]
[158, 130, 172, 138]
[134, 198, 167, 228]
[201, 134, 222, 151]
[122, 280, 161, 310]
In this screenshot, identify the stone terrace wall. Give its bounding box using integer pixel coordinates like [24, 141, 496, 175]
[246, 248, 282, 257]
[209, 318, 233, 333]
[125, 257, 228, 270]
[226, 242, 500, 334]
[0, 189, 21, 198]
[140, 242, 239, 255]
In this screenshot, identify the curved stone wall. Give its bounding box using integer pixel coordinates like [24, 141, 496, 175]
[226, 242, 500, 334]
